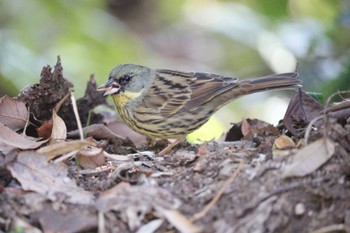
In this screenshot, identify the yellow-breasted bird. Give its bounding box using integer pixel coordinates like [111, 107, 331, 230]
[98, 64, 301, 155]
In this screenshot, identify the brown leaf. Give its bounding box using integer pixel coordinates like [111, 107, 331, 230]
[241, 118, 279, 138]
[76, 146, 105, 169]
[157, 208, 201, 233]
[282, 138, 335, 178]
[50, 110, 67, 143]
[96, 182, 180, 213]
[0, 95, 28, 131]
[37, 140, 97, 160]
[37, 205, 97, 233]
[67, 124, 124, 140]
[225, 122, 243, 141]
[0, 122, 48, 154]
[273, 135, 295, 150]
[37, 120, 53, 139]
[283, 89, 324, 135]
[96, 182, 181, 231]
[241, 118, 251, 137]
[6, 151, 94, 205]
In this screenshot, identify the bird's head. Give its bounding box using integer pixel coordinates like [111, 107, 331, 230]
[97, 64, 152, 98]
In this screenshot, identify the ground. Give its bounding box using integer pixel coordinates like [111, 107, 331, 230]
[0, 58, 350, 233]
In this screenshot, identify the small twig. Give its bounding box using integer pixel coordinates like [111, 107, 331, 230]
[98, 211, 105, 233]
[54, 92, 71, 113]
[310, 224, 349, 233]
[304, 115, 323, 145]
[22, 106, 31, 136]
[53, 149, 79, 163]
[305, 91, 350, 145]
[325, 90, 350, 106]
[191, 161, 244, 222]
[79, 165, 113, 175]
[70, 91, 84, 140]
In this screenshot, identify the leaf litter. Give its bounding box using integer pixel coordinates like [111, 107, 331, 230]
[1, 58, 350, 232]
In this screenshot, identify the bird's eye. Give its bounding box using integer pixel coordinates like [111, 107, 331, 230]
[119, 75, 132, 86]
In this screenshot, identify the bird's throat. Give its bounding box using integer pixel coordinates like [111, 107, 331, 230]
[112, 90, 142, 107]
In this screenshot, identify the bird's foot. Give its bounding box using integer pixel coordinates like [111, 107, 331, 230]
[158, 137, 185, 156]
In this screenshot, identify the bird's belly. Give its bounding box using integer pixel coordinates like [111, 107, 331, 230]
[116, 106, 211, 139]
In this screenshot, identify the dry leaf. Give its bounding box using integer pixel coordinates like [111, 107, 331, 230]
[37, 140, 97, 160]
[241, 118, 278, 138]
[282, 138, 335, 178]
[6, 151, 94, 205]
[135, 219, 164, 233]
[225, 122, 243, 141]
[50, 110, 67, 143]
[157, 207, 201, 233]
[0, 122, 48, 154]
[37, 120, 53, 139]
[273, 135, 295, 150]
[241, 118, 250, 137]
[272, 135, 296, 158]
[96, 182, 181, 231]
[283, 89, 324, 135]
[76, 146, 105, 169]
[0, 95, 28, 131]
[67, 124, 124, 140]
[37, 205, 97, 233]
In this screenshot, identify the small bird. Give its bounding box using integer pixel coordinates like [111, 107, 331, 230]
[98, 64, 301, 155]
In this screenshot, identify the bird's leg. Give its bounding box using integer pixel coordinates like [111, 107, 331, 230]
[146, 136, 157, 147]
[158, 136, 186, 156]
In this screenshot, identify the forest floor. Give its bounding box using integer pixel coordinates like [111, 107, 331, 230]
[1, 57, 350, 233]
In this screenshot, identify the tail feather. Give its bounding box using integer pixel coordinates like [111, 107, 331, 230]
[239, 72, 301, 95]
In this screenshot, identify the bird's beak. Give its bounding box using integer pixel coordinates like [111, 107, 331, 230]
[97, 79, 121, 96]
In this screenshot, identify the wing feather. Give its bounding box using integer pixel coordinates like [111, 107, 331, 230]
[141, 69, 238, 117]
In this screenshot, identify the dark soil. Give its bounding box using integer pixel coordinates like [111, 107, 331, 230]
[1, 58, 350, 233]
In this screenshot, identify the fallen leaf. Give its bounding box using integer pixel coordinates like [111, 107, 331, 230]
[283, 89, 324, 135]
[96, 182, 181, 231]
[37, 139, 97, 160]
[273, 135, 295, 150]
[67, 124, 124, 140]
[282, 138, 335, 178]
[37, 204, 97, 233]
[225, 122, 243, 141]
[0, 122, 48, 154]
[157, 207, 201, 233]
[50, 110, 67, 143]
[0, 95, 28, 131]
[135, 219, 164, 233]
[272, 135, 296, 158]
[37, 120, 53, 139]
[241, 118, 250, 137]
[76, 146, 105, 169]
[7, 151, 94, 205]
[241, 118, 279, 138]
[96, 182, 180, 213]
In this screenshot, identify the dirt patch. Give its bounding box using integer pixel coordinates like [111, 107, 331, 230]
[1, 58, 350, 233]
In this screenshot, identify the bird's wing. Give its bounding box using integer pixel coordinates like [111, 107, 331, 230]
[184, 72, 239, 111]
[142, 69, 239, 117]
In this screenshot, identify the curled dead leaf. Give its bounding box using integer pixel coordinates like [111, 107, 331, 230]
[282, 137, 335, 178]
[0, 95, 29, 131]
[0, 122, 48, 154]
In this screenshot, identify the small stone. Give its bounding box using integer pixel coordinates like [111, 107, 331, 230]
[294, 203, 306, 216]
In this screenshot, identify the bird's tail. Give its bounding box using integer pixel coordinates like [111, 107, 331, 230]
[237, 72, 301, 96]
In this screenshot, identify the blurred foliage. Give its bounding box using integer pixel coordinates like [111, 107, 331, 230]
[0, 0, 349, 140]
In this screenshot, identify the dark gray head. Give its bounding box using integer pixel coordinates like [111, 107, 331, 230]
[98, 64, 152, 96]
